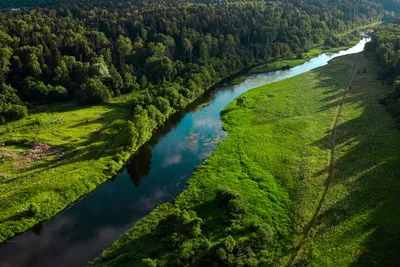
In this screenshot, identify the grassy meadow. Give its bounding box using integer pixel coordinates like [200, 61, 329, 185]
[97, 52, 400, 266]
[0, 92, 140, 242]
[292, 52, 400, 266]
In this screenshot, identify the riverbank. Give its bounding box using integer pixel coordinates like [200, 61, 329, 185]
[250, 22, 380, 75]
[249, 44, 357, 74]
[0, 93, 139, 242]
[97, 53, 400, 266]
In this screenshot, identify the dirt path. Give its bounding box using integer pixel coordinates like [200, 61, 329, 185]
[285, 54, 360, 267]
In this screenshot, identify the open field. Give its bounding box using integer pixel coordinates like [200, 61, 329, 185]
[97, 52, 400, 266]
[0, 93, 139, 242]
[292, 52, 400, 266]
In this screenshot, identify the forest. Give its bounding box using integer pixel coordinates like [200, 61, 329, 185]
[0, 0, 383, 129]
[366, 23, 400, 125]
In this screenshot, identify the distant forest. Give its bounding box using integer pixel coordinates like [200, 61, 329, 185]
[0, 0, 383, 127]
[2, 0, 400, 10]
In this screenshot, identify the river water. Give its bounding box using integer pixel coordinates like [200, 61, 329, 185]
[0, 37, 370, 267]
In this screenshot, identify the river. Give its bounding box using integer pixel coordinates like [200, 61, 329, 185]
[0, 37, 370, 267]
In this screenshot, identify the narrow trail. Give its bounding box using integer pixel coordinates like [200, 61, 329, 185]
[285, 54, 359, 267]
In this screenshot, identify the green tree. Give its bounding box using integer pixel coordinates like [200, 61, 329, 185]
[237, 96, 248, 107]
[144, 56, 174, 83]
[117, 35, 133, 65]
[122, 72, 140, 93]
[79, 77, 111, 104]
[28, 53, 42, 77]
[141, 258, 157, 267]
[155, 96, 171, 114]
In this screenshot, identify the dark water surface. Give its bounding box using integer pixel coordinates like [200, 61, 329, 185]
[0, 38, 369, 267]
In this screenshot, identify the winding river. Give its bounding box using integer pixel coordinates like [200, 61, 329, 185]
[0, 37, 370, 267]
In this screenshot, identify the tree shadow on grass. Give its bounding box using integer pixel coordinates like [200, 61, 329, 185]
[308, 53, 400, 266]
[4, 122, 128, 189]
[0, 210, 31, 225]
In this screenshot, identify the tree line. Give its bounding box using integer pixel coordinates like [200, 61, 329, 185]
[0, 0, 383, 127]
[366, 22, 400, 127]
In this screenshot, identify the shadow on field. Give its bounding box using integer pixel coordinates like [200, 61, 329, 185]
[310, 54, 400, 266]
[0, 210, 31, 225]
[9, 123, 126, 184]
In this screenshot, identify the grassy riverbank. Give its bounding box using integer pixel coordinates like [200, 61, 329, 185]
[98, 52, 400, 266]
[291, 52, 400, 266]
[0, 93, 141, 242]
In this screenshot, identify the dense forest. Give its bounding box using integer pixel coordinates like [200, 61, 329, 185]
[0, 0, 384, 135]
[366, 23, 400, 125]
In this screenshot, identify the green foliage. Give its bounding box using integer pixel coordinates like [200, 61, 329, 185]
[367, 24, 400, 125]
[144, 56, 174, 83]
[141, 258, 157, 267]
[0, 0, 383, 117]
[4, 105, 28, 121]
[0, 91, 144, 243]
[0, 0, 388, 258]
[236, 96, 248, 107]
[0, 83, 27, 124]
[108, 120, 138, 149]
[231, 76, 246, 85]
[215, 187, 241, 208]
[157, 209, 203, 238]
[28, 203, 40, 217]
[79, 78, 111, 104]
[99, 53, 400, 267]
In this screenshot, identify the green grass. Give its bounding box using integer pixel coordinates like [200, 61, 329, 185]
[97, 52, 399, 267]
[292, 53, 400, 266]
[0, 92, 141, 242]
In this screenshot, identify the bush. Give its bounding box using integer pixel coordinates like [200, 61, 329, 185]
[175, 237, 211, 266]
[5, 104, 27, 121]
[236, 96, 248, 107]
[227, 198, 247, 215]
[141, 258, 157, 267]
[108, 119, 138, 148]
[78, 77, 111, 104]
[48, 85, 68, 102]
[28, 203, 40, 217]
[155, 96, 171, 114]
[216, 187, 241, 207]
[157, 209, 203, 238]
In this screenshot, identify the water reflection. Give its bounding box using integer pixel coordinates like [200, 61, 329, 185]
[0, 37, 370, 267]
[126, 144, 152, 187]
